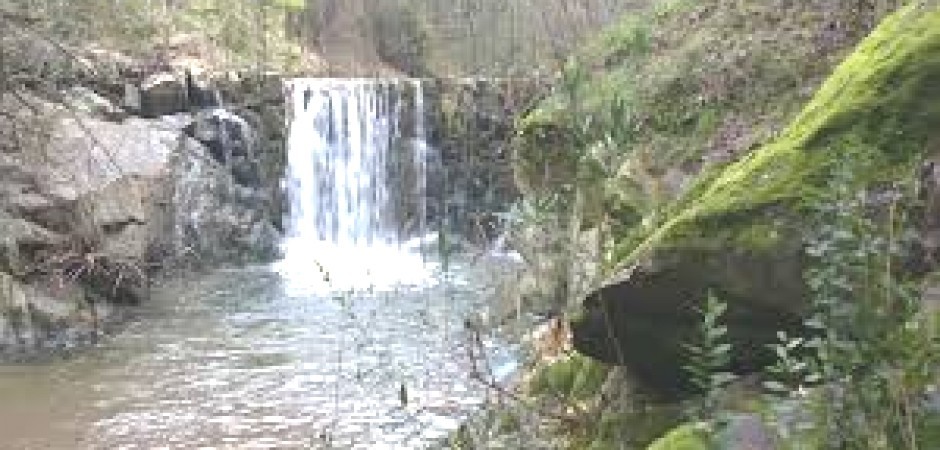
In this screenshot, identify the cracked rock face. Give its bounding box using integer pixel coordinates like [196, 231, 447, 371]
[0, 92, 282, 355]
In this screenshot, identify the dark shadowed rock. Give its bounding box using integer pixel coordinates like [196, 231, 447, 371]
[571, 231, 810, 399]
[186, 109, 256, 164]
[140, 72, 186, 118]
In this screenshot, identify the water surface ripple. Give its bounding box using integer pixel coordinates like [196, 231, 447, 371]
[0, 260, 518, 449]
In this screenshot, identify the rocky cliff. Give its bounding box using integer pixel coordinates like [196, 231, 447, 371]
[0, 70, 284, 356]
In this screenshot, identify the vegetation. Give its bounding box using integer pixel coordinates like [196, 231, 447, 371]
[1, 0, 311, 74]
[295, 0, 640, 77]
[516, 0, 908, 253]
[2, 0, 940, 448]
[511, 0, 940, 448]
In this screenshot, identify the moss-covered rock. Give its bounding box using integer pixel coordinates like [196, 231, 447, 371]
[618, 2, 940, 266]
[571, 231, 809, 398]
[573, 404, 684, 450]
[572, 2, 940, 398]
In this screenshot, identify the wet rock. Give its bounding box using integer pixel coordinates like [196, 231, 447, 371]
[159, 137, 279, 266]
[186, 108, 256, 164]
[0, 271, 93, 354]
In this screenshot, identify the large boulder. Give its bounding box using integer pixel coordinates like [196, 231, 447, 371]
[571, 225, 810, 398]
[157, 137, 279, 266]
[574, 3, 940, 399]
[184, 108, 263, 188]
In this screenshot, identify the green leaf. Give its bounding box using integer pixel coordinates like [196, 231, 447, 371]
[785, 337, 805, 350]
[714, 343, 732, 356]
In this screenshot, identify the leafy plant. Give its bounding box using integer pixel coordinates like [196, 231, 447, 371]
[763, 163, 940, 449]
[682, 291, 736, 422]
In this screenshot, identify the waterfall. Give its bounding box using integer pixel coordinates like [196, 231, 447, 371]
[277, 79, 436, 293]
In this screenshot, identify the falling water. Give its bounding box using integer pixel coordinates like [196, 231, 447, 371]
[0, 78, 526, 450]
[278, 79, 437, 292]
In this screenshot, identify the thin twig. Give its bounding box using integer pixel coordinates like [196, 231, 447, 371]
[464, 324, 585, 427]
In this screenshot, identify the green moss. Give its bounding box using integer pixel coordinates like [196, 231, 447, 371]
[570, 356, 610, 400]
[495, 409, 522, 434]
[530, 353, 609, 401]
[516, 1, 898, 238]
[647, 423, 712, 450]
[568, 405, 685, 450]
[918, 411, 940, 449]
[616, 3, 940, 269]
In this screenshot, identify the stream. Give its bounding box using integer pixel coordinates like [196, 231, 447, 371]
[0, 78, 525, 449]
[0, 254, 521, 449]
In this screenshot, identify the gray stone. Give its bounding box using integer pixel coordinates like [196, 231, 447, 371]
[187, 108, 256, 164]
[0, 271, 89, 352]
[123, 83, 142, 114]
[571, 229, 809, 398]
[62, 86, 125, 121]
[140, 72, 186, 118]
[0, 99, 282, 354]
[718, 414, 776, 450]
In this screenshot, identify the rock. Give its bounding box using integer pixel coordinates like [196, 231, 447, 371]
[717, 414, 776, 450]
[123, 83, 142, 114]
[0, 211, 63, 274]
[9, 104, 278, 276]
[62, 86, 125, 121]
[571, 228, 809, 399]
[0, 271, 91, 353]
[161, 140, 279, 265]
[140, 72, 186, 117]
[186, 108, 256, 164]
[182, 68, 221, 110]
[230, 157, 262, 188]
[86, 176, 154, 260]
[572, 4, 940, 400]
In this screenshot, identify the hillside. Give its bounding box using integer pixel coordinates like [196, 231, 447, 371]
[510, 1, 940, 448]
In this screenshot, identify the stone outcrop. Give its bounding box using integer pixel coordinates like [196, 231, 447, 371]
[0, 82, 283, 355]
[571, 232, 810, 398]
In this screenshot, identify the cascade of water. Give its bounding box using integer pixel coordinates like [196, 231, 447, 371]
[413, 80, 428, 241]
[278, 79, 436, 293]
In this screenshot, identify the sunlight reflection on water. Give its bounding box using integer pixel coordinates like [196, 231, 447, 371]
[0, 259, 520, 449]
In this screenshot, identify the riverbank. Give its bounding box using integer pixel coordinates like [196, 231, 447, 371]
[505, 1, 940, 448]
